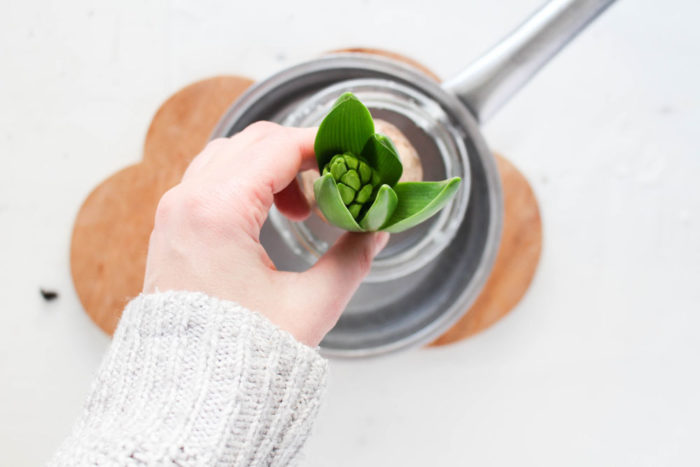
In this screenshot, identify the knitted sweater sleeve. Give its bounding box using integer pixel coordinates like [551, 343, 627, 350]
[48, 291, 328, 466]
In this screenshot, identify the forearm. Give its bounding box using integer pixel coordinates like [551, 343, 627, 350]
[49, 291, 327, 466]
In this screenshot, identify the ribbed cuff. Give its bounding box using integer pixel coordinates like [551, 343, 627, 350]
[49, 291, 328, 466]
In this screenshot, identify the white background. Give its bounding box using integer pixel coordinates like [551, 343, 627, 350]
[1, 0, 699, 465]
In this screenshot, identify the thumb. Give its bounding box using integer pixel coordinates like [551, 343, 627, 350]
[297, 231, 389, 329]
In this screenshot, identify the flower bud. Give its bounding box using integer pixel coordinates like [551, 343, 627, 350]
[323, 153, 379, 220]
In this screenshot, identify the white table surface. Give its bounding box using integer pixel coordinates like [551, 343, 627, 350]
[2, 0, 699, 465]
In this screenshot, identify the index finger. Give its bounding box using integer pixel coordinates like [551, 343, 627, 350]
[238, 123, 318, 194]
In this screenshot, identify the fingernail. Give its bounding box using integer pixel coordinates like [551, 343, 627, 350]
[373, 232, 390, 256]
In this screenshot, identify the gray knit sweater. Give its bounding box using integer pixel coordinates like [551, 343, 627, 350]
[48, 291, 328, 466]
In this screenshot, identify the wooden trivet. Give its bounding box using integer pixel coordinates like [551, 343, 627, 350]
[70, 50, 541, 344]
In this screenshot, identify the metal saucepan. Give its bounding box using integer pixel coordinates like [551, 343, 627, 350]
[211, 0, 616, 357]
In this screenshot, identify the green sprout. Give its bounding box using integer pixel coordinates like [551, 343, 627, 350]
[313, 92, 461, 233]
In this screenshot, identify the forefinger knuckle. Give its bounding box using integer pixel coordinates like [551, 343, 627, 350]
[245, 121, 279, 137]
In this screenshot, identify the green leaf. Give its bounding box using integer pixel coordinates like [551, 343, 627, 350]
[314, 93, 375, 171]
[313, 173, 364, 232]
[381, 177, 462, 233]
[359, 185, 399, 231]
[360, 134, 403, 187]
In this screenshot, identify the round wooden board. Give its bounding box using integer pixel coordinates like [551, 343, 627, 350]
[70, 50, 542, 345]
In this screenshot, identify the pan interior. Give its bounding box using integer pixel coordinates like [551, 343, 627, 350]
[212, 55, 502, 356]
[270, 79, 471, 283]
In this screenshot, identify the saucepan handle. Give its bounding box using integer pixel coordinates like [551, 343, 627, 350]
[443, 0, 616, 123]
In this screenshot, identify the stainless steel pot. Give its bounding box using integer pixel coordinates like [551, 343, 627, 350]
[211, 0, 616, 357]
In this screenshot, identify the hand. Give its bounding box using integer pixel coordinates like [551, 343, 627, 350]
[143, 122, 390, 347]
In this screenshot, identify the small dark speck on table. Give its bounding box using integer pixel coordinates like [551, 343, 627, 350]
[40, 288, 59, 301]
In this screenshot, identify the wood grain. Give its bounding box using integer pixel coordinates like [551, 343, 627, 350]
[70, 50, 542, 345]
